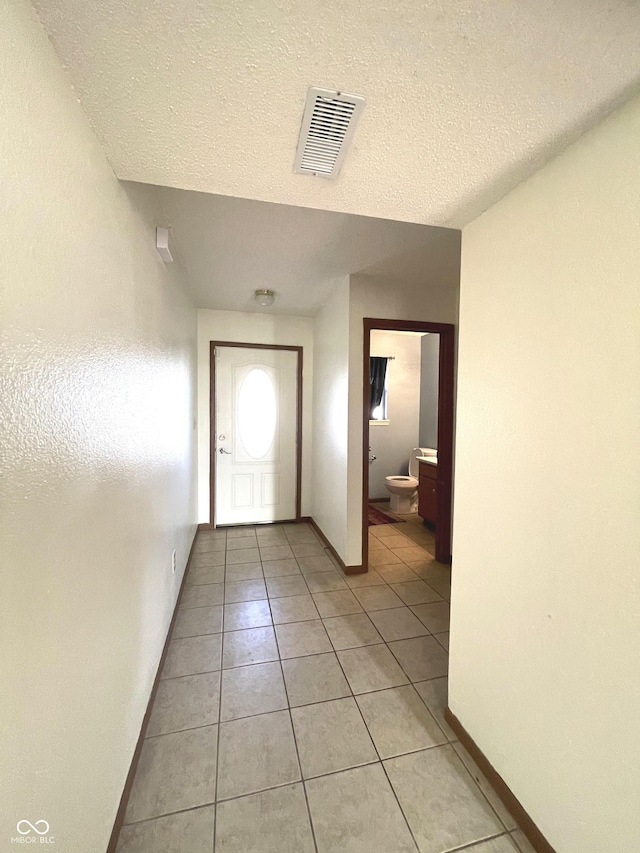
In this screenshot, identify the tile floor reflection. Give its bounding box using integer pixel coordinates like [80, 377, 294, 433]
[117, 521, 529, 853]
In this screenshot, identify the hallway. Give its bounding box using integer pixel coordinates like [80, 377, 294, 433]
[117, 523, 532, 853]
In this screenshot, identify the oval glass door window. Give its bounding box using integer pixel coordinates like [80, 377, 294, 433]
[238, 368, 277, 459]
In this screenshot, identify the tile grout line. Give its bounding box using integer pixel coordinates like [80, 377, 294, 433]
[170, 606, 443, 677]
[266, 584, 320, 853]
[440, 830, 516, 852]
[333, 631, 422, 853]
[211, 527, 228, 853]
[134, 524, 453, 848]
[150, 665, 454, 737]
[358, 588, 460, 853]
[449, 743, 518, 836]
[374, 540, 509, 840]
[359, 551, 512, 842]
[120, 801, 217, 830]
[370, 631, 450, 742]
[168, 624, 441, 683]
[126, 758, 425, 829]
[280, 517, 326, 853]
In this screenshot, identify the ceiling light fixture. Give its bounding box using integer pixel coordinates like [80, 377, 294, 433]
[254, 289, 275, 307]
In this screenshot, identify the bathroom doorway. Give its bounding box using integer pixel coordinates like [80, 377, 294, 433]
[362, 318, 455, 566]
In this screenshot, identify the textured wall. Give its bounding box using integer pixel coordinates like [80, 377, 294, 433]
[451, 94, 640, 851]
[0, 3, 197, 851]
[197, 309, 314, 523]
[419, 334, 440, 449]
[32, 0, 640, 228]
[368, 331, 422, 500]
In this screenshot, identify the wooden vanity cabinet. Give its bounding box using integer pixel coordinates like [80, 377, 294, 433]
[418, 463, 437, 525]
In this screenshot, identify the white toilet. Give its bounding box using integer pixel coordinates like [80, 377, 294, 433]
[384, 447, 436, 514]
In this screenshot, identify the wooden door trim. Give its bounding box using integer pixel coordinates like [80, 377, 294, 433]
[362, 318, 455, 567]
[209, 341, 303, 527]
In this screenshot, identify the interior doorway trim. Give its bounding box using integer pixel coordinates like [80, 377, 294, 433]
[209, 341, 303, 528]
[362, 319, 455, 566]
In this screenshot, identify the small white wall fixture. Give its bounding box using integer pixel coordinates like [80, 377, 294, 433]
[156, 226, 173, 263]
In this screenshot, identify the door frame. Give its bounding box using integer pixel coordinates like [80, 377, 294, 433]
[362, 319, 455, 566]
[209, 341, 303, 528]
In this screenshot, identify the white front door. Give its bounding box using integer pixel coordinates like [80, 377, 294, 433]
[214, 346, 299, 525]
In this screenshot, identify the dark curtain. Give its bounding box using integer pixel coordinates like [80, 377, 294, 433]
[369, 357, 388, 418]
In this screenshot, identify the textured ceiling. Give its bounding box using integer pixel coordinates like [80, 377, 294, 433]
[150, 185, 460, 314]
[33, 0, 640, 228]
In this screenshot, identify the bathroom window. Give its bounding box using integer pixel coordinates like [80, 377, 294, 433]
[369, 357, 389, 423]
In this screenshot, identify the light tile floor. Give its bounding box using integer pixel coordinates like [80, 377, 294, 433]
[117, 521, 530, 853]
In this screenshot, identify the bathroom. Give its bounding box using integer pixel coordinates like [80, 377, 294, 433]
[368, 329, 440, 528]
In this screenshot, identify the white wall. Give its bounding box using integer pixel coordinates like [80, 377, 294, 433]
[369, 331, 422, 499]
[197, 309, 314, 523]
[311, 278, 351, 559]
[0, 4, 197, 851]
[451, 94, 640, 852]
[346, 269, 460, 565]
[419, 333, 440, 448]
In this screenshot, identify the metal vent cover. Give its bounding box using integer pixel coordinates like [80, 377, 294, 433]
[294, 87, 365, 179]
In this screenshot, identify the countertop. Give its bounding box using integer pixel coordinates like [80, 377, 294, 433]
[417, 456, 437, 467]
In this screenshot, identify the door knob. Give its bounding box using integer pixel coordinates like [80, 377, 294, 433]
[219, 448, 231, 455]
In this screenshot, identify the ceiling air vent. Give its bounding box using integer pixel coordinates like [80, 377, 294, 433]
[294, 87, 365, 179]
